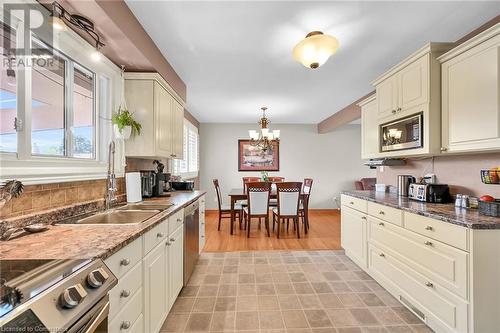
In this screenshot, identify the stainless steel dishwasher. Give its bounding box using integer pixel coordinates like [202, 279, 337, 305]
[183, 200, 199, 285]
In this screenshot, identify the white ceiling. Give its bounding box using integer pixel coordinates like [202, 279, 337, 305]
[126, 1, 499, 124]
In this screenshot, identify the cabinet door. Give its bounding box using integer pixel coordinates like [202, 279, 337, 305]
[341, 207, 367, 269]
[172, 100, 184, 159]
[168, 225, 184, 309]
[155, 82, 173, 158]
[397, 54, 429, 111]
[144, 242, 167, 333]
[376, 76, 397, 119]
[442, 34, 500, 153]
[199, 197, 206, 253]
[361, 98, 379, 159]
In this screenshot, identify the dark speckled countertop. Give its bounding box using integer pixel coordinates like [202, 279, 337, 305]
[342, 190, 500, 230]
[0, 191, 206, 260]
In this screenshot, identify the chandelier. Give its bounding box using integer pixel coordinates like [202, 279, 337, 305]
[248, 107, 280, 152]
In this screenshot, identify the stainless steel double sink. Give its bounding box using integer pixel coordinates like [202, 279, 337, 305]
[72, 202, 174, 225]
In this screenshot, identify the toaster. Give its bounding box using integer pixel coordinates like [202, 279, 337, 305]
[408, 183, 452, 203]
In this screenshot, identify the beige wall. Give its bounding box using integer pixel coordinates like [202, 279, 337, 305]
[200, 123, 376, 209]
[377, 153, 500, 197]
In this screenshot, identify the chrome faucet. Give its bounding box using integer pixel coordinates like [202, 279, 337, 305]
[105, 141, 117, 210]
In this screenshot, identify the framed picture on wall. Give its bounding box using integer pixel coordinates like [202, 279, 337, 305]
[238, 140, 280, 171]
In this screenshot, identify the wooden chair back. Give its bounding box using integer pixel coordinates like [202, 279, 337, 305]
[276, 182, 302, 216]
[268, 177, 285, 182]
[246, 182, 271, 215]
[243, 177, 261, 192]
[213, 179, 223, 212]
[302, 178, 313, 208]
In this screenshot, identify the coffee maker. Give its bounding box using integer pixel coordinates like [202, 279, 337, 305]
[153, 160, 171, 196]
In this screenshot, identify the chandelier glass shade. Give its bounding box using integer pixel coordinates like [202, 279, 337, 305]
[292, 31, 339, 69]
[248, 107, 280, 152]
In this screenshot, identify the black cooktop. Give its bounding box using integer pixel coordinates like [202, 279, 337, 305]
[0, 259, 90, 318]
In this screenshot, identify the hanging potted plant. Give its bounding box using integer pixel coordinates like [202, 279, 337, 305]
[112, 107, 142, 140]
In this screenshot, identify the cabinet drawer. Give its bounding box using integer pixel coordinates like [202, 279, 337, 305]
[368, 202, 403, 226]
[404, 212, 468, 251]
[109, 260, 143, 320]
[368, 244, 468, 333]
[341, 195, 367, 213]
[109, 288, 142, 333]
[105, 237, 142, 279]
[169, 209, 184, 234]
[144, 220, 168, 255]
[368, 218, 468, 300]
[129, 313, 144, 333]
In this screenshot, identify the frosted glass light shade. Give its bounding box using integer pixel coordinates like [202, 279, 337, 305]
[273, 130, 280, 139]
[249, 130, 257, 138]
[261, 128, 269, 137]
[267, 133, 274, 140]
[293, 31, 339, 69]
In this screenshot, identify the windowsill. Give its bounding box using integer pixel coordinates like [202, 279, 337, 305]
[0, 154, 123, 184]
[175, 172, 199, 180]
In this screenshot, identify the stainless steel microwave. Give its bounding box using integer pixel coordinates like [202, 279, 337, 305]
[380, 113, 423, 152]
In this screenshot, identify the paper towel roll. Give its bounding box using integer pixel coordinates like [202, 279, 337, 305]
[125, 172, 142, 203]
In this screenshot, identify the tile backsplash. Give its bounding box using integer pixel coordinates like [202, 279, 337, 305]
[376, 153, 500, 198]
[0, 178, 125, 219]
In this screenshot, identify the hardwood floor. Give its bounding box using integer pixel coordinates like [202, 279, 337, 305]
[202, 209, 341, 252]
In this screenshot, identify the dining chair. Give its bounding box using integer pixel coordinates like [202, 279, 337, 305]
[268, 177, 284, 206]
[242, 177, 261, 192]
[299, 178, 313, 233]
[267, 176, 285, 182]
[272, 182, 302, 239]
[213, 179, 242, 231]
[243, 182, 271, 238]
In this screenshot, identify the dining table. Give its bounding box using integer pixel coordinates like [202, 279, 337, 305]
[228, 188, 309, 235]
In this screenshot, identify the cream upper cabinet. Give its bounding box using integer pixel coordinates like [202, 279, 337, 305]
[171, 100, 185, 159]
[439, 24, 500, 153]
[376, 76, 397, 119]
[398, 54, 429, 111]
[359, 95, 379, 159]
[124, 73, 186, 159]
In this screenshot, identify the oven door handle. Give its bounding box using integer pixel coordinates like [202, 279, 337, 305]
[81, 300, 109, 333]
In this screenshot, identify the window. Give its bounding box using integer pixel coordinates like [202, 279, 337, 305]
[0, 23, 17, 153]
[31, 39, 95, 158]
[173, 120, 199, 178]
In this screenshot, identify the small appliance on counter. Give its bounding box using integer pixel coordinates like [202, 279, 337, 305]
[140, 170, 156, 197]
[408, 183, 452, 203]
[152, 160, 171, 196]
[397, 175, 416, 197]
[170, 180, 195, 191]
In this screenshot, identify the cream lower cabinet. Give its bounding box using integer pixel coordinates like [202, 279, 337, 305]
[341, 194, 500, 333]
[439, 24, 500, 154]
[105, 208, 187, 333]
[124, 72, 186, 159]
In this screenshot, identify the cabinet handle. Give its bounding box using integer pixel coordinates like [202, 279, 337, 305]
[157, 232, 164, 238]
[424, 241, 433, 246]
[120, 290, 131, 298]
[166, 241, 171, 246]
[120, 321, 131, 330]
[361, 216, 367, 220]
[177, 218, 182, 222]
[440, 147, 448, 152]
[425, 282, 434, 288]
[397, 107, 402, 112]
[120, 258, 130, 266]
[170, 237, 175, 242]
[379, 253, 385, 258]
[425, 226, 433, 231]
[378, 222, 385, 226]
[378, 211, 385, 215]
[201, 235, 205, 238]
[349, 201, 354, 205]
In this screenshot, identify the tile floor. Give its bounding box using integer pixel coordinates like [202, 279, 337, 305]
[160, 250, 434, 333]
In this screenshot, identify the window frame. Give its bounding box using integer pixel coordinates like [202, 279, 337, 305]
[0, 1, 124, 184]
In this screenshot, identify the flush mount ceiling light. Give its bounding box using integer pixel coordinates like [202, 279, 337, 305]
[292, 31, 339, 69]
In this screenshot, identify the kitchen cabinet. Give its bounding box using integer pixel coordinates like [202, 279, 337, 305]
[341, 194, 500, 333]
[199, 195, 206, 252]
[359, 94, 379, 159]
[124, 73, 186, 159]
[370, 43, 453, 158]
[143, 241, 168, 333]
[167, 225, 184, 310]
[439, 24, 500, 153]
[340, 196, 367, 269]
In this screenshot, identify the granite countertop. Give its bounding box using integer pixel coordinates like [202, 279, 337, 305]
[342, 190, 500, 230]
[0, 191, 206, 260]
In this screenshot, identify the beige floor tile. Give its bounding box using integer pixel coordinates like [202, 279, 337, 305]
[325, 308, 358, 327]
[192, 297, 216, 312]
[185, 313, 213, 332]
[282, 310, 309, 329]
[237, 284, 257, 296]
[293, 282, 315, 294]
[171, 297, 195, 313]
[299, 294, 322, 309]
[369, 308, 404, 325]
[238, 273, 256, 284]
[161, 313, 189, 332]
[256, 283, 276, 295]
[358, 293, 385, 307]
[199, 285, 220, 297]
[338, 294, 364, 308]
[318, 294, 343, 309]
[304, 309, 333, 328]
[215, 297, 237, 311]
[203, 274, 222, 284]
[337, 328, 363, 333]
[259, 311, 285, 329]
[349, 308, 379, 325]
[392, 307, 423, 325]
[289, 272, 308, 282]
[235, 311, 260, 330]
[385, 326, 414, 333]
[311, 282, 333, 294]
[258, 295, 280, 310]
[179, 286, 200, 298]
[210, 311, 236, 331]
[236, 296, 258, 311]
[218, 284, 238, 297]
[278, 294, 301, 310]
[275, 283, 295, 295]
[256, 273, 273, 283]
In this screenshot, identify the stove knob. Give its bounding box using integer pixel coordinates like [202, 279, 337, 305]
[87, 268, 109, 288]
[60, 284, 87, 309]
